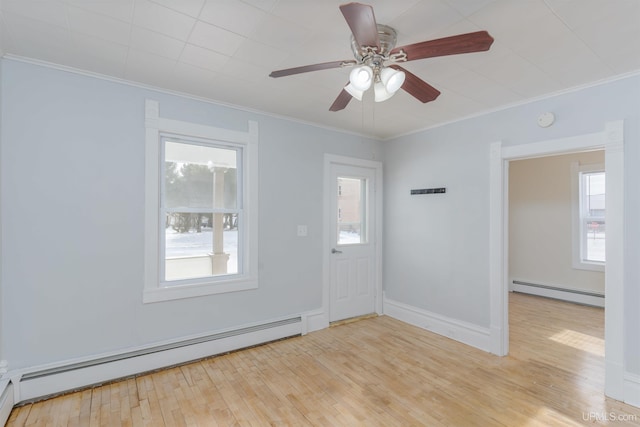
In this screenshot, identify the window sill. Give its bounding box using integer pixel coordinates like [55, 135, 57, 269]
[143, 277, 258, 303]
[572, 261, 605, 272]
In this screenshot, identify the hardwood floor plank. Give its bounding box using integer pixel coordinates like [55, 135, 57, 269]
[6, 403, 31, 426]
[6, 293, 640, 426]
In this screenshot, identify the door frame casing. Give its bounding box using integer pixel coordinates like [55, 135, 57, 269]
[322, 154, 383, 326]
[489, 120, 625, 401]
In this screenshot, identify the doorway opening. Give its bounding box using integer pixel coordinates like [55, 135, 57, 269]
[508, 151, 605, 305]
[489, 120, 625, 401]
[507, 150, 606, 394]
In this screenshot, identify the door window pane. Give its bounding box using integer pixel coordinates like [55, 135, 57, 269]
[337, 177, 366, 244]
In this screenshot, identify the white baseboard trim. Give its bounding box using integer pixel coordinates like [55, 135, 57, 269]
[624, 372, 640, 408]
[303, 309, 328, 334]
[383, 297, 492, 353]
[10, 315, 305, 404]
[489, 325, 506, 356]
[0, 380, 14, 426]
[511, 280, 604, 307]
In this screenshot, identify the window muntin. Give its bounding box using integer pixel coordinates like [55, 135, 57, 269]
[579, 171, 605, 264]
[161, 137, 242, 283]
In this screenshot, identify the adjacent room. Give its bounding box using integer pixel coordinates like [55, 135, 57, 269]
[1, 1, 639, 425]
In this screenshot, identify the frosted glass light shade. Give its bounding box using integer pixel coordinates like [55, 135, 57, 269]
[349, 65, 374, 91]
[374, 82, 394, 102]
[380, 67, 405, 93]
[344, 83, 364, 101]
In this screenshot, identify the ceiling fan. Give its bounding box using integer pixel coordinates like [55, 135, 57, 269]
[269, 2, 494, 112]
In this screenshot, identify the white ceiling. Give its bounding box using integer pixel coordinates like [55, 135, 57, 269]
[1, 0, 639, 139]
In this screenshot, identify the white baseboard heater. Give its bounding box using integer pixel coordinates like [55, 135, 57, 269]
[0, 380, 14, 427]
[12, 316, 302, 404]
[511, 280, 604, 307]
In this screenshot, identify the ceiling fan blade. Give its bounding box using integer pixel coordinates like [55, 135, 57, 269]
[390, 65, 441, 103]
[270, 60, 355, 78]
[329, 88, 353, 111]
[390, 31, 494, 61]
[339, 2, 380, 50]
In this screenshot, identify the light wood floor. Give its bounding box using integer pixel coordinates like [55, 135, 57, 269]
[7, 293, 640, 426]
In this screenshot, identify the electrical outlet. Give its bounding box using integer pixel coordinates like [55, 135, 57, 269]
[297, 225, 308, 237]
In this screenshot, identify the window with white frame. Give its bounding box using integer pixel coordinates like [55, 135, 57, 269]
[580, 170, 605, 263]
[572, 162, 605, 271]
[162, 137, 242, 282]
[144, 100, 258, 303]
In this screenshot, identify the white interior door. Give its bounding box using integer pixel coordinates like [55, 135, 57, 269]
[329, 163, 376, 322]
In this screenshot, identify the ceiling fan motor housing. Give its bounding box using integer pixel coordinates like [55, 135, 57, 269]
[350, 24, 398, 64]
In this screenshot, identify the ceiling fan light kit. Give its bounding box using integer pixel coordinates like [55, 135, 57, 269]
[269, 2, 494, 112]
[346, 63, 405, 102]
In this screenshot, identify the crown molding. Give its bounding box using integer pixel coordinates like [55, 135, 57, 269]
[2, 53, 638, 143]
[386, 69, 640, 141]
[0, 54, 379, 141]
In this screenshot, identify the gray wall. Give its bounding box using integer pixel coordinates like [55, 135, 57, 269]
[383, 74, 640, 375]
[1, 57, 639, 381]
[0, 58, 382, 369]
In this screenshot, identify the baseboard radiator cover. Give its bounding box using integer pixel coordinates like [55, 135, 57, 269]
[1, 380, 14, 426]
[13, 316, 302, 404]
[511, 280, 605, 307]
